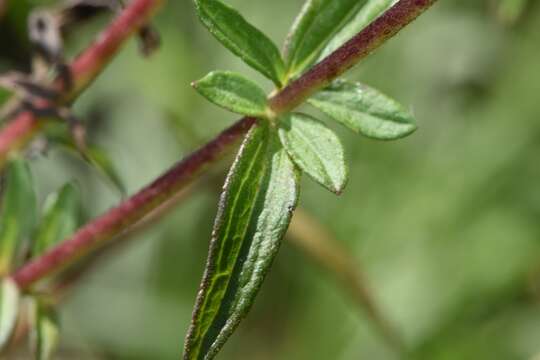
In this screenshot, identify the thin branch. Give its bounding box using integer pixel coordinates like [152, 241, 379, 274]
[288, 209, 405, 354]
[0, 0, 164, 166]
[269, 0, 438, 114]
[11, 117, 256, 288]
[10, 0, 438, 289]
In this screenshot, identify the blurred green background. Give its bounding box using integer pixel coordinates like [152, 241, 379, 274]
[2, 0, 540, 359]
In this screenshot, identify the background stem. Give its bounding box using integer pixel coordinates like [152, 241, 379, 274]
[0, 0, 164, 166]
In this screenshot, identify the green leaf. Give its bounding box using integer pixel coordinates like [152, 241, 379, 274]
[193, 71, 269, 117]
[0, 278, 20, 350]
[31, 300, 60, 360]
[284, 0, 368, 78]
[184, 124, 300, 360]
[194, 0, 286, 86]
[43, 124, 126, 195]
[278, 113, 347, 194]
[497, 0, 528, 24]
[309, 80, 417, 140]
[33, 183, 80, 257]
[75, 146, 125, 196]
[0, 158, 37, 273]
[318, 0, 396, 60]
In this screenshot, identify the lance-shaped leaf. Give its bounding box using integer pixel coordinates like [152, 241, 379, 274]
[194, 0, 286, 86]
[0, 278, 20, 350]
[33, 182, 80, 257]
[318, 0, 397, 60]
[30, 300, 60, 360]
[283, 0, 368, 78]
[279, 113, 347, 194]
[193, 71, 270, 117]
[0, 158, 37, 274]
[184, 124, 300, 360]
[309, 80, 416, 140]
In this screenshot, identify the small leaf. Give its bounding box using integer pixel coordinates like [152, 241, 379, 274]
[284, 0, 368, 78]
[184, 124, 300, 360]
[43, 124, 126, 195]
[194, 0, 286, 86]
[80, 147, 126, 196]
[33, 182, 80, 257]
[278, 113, 347, 194]
[318, 0, 397, 60]
[0, 278, 20, 350]
[0, 158, 37, 274]
[31, 300, 60, 360]
[193, 71, 269, 117]
[309, 80, 417, 140]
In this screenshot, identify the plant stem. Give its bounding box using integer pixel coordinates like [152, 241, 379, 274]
[10, 0, 438, 288]
[269, 0, 438, 114]
[11, 117, 256, 288]
[0, 0, 164, 166]
[288, 209, 405, 354]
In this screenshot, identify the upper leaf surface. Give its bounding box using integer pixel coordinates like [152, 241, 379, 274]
[193, 71, 269, 117]
[195, 0, 286, 86]
[184, 124, 300, 360]
[0, 158, 37, 273]
[309, 80, 417, 140]
[33, 182, 80, 257]
[279, 113, 347, 194]
[283, 0, 368, 78]
[318, 0, 396, 60]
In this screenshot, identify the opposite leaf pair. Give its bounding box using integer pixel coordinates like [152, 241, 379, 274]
[194, 69, 415, 194]
[194, 70, 347, 193]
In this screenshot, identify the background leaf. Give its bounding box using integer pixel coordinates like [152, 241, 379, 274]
[309, 80, 416, 140]
[279, 113, 347, 194]
[496, 0, 528, 24]
[194, 0, 285, 86]
[184, 124, 300, 360]
[318, 0, 396, 60]
[31, 300, 60, 360]
[33, 182, 80, 257]
[0, 278, 20, 350]
[283, 0, 368, 79]
[82, 146, 126, 196]
[193, 71, 269, 117]
[43, 125, 126, 195]
[0, 158, 37, 274]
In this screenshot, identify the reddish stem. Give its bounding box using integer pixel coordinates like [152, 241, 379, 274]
[12, 117, 256, 288]
[0, 0, 164, 165]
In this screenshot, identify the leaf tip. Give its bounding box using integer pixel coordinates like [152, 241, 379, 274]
[330, 176, 348, 196]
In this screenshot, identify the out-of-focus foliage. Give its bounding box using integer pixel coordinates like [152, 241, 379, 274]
[2, 0, 540, 359]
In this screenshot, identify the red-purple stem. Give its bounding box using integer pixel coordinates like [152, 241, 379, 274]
[10, 0, 438, 288]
